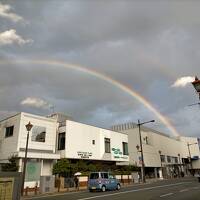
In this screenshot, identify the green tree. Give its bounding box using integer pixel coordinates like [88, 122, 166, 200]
[2, 155, 19, 172]
[53, 158, 71, 192]
[52, 158, 71, 177]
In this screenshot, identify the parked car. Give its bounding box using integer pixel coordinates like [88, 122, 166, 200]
[88, 172, 121, 192]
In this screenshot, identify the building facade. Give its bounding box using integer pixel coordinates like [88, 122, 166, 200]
[1, 112, 200, 188]
[0, 112, 60, 188]
[0, 112, 129, 188]
[112, 123, 200, 178]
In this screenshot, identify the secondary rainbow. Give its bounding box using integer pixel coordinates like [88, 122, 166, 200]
[0, 59, 180, 137]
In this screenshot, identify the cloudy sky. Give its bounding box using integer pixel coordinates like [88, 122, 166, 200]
[0, 0, 200, 137]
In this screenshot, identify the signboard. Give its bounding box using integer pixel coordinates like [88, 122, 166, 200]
[112, 148, 128, 159]
[25, 161, 41, 182]
[77, 151, 92, 159]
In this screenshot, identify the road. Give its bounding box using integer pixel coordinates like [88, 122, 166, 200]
[24, 177, 200, 200]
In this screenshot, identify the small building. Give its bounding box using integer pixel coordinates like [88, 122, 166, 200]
[0, 112, 129, 188]
[112, 123, 200, 178]
[0, 112, 60, 188]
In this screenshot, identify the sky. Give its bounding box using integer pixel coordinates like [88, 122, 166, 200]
[0, 0, 200, 137]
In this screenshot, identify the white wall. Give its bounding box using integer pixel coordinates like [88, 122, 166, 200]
[0, 114, 21, 161]
[61, 120, 129, 162]
[122, 127, 199, 167]
[18, 112, 59, 159]
[42, 159, 53, 176]
[179, 136, 200, 158]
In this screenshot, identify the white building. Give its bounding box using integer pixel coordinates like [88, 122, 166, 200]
[1, 112, 200, 189]
[112, 123, 200, 178]
[57, 120, 129, 163]
[0, 112, 60, 188]
[0, 112, 129, 188]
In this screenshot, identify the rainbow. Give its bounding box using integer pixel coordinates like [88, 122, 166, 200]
[0, 59, 180, 137]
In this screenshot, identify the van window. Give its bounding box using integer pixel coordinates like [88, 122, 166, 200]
[90, 173, 99, 179]
[101, 173, 109, 179]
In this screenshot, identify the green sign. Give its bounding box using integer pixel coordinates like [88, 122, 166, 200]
[25, 161, 41, 182]
[112, 148, 128, 159]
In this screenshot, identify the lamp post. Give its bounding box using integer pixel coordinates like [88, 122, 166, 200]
[187, 142, 198, 171]
[137, 119, 155, 183]
[21, 122, 33, 196]
[192, 76, 200, 100]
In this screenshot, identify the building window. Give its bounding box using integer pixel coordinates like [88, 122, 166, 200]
[5, 126, 14, 137]
[104, 138, 111, 153]
[122, 142, 129, 155]
[175, 157, 178, 163]
[58, 132, 65, 150]
[92, 140, 95, 145]
[31, 126, 46, 142]
[160, 155, 165, 162]
[143, 136, 149, 144]
[167, 156, 171, 163]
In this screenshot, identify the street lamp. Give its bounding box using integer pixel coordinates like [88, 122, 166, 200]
[192, 76, 200, 100]
[21, 122, 33, 196]
[137, 119, 155, 183]
[187, 142, 197, 171]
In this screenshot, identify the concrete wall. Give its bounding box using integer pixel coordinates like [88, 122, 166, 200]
[122, 127, 200, 167]
[179, 136, 200, 158]
[18, 113, 58, 155]
[0, 114, 21, 162]
[60, 120, 129, 162]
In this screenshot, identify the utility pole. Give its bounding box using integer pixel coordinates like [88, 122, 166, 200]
[137, 119, 155, 183]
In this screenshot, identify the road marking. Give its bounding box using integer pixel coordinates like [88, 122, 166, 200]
[179, 189, 189, 193]
[160, 193, 174, 198]
[76, 182, 192, 200]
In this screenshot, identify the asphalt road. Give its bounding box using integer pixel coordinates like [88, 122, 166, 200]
[24, 177, 200, 200]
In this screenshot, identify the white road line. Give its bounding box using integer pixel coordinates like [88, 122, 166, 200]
[160, 193, 174, 198]
[179, 189, 189, 193]
[76, 182, 191, 200]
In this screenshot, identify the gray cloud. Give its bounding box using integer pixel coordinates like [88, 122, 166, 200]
[0, 2, 24, 23]
[0, 1, 200, 137]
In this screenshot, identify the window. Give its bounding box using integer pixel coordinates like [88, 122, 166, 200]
[58, 132, 65, 150]
[92, 140, 95, 145]
[143, 136, 149, 144]
[101, 172, 109, 179]
[160, 155, 165, 162]
[105, 138, 111, 153]
[122, 142, 129, 155]
[167, 156, 171, 163]
[5, 126, 14, 137]
[175, 157, 178, 163]
[31, 126, 46, 142]
[90, 173, 99, 179]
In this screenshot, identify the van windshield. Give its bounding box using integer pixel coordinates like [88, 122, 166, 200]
[90, 173, 99, 179]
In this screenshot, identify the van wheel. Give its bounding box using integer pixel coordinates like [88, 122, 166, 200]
[102, 185, 106, 192]
[117, 184, 121, 190]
